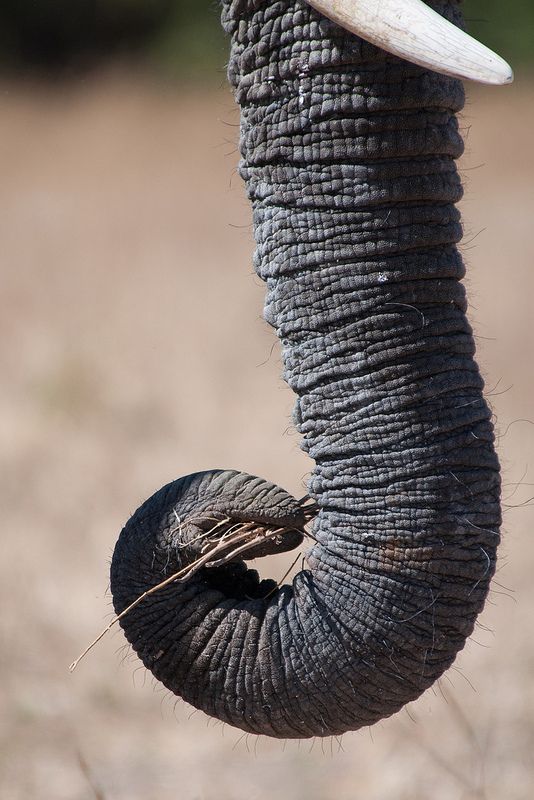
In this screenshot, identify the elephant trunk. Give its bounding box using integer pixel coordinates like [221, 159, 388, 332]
[110, 0, 500, 739]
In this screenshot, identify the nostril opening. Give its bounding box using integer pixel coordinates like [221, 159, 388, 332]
[240, 527, 305, 560]
[203, 561, 278, 600]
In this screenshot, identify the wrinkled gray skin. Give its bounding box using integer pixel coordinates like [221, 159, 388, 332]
[110, 0, 501, 739]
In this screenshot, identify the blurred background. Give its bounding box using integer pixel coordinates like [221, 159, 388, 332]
[1, 2, 533, 799]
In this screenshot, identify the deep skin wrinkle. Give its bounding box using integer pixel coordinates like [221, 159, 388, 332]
[110, 0, 501, 739]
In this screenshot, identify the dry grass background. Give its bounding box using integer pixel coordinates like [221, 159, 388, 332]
[1, 71, 533, 800]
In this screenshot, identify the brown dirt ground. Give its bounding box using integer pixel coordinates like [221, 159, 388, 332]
[1, 71, 533, 800]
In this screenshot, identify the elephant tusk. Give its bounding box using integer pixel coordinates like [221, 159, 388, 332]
[306, 0, 513, 85]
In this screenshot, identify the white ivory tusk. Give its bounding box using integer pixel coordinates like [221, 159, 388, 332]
[306, 0, 513, 85]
